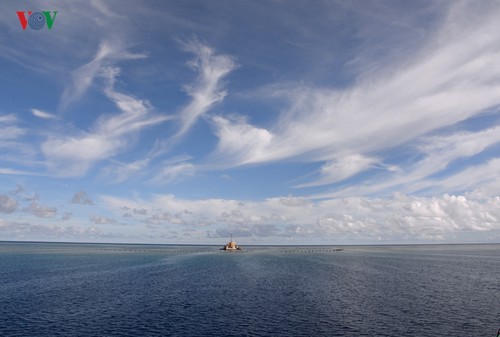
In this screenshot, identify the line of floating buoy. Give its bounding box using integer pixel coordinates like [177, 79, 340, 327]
[277, 248, 344, 252]
[98, 248, 344, 254]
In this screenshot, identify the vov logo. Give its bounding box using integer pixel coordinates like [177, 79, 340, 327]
[17, 11, 58, 30]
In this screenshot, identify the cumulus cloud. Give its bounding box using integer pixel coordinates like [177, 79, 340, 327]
[146, 212, 186, 225]
[9, 185, 24, 196]
[212, 223, 280, 239]
[101, 192, 500, 243]
[133, 208, 147, 215]
[23, 202, 57, 218]
[0, 194, 18, 213]
[90, 215, 117, 225]
[72, 191, 94, 205]
[0, 219, 103, 241]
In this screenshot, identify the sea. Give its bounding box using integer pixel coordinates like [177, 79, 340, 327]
[0, 242, 498, 337]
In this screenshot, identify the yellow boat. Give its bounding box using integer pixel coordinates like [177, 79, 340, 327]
[220, 233, 241, 251]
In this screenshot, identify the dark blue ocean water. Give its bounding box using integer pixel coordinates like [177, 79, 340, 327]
[0, 242, 498, 337]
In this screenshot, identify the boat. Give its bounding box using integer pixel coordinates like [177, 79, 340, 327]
[220, 233, 242, 251]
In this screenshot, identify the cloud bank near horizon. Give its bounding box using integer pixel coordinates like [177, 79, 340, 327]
[0, 0, 499, 243]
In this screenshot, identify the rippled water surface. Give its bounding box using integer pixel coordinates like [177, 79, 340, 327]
[0, 242, 499, 336]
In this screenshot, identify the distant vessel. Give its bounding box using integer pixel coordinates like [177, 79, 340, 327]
[221, 233, 242, 251]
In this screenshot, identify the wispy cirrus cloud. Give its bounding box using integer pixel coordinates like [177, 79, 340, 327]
[99, 40, 236, 184]
[211, 115, 274, 166]
[0, 114, 38, 168]
[312, 126, 500, 198]
[42, 59, 171, 177]
[419, 158, 500, 197]
[0, 168, 46, 176]
[43, 38, 235, 181]
[31, 109, 56, 119]
[1, 1, 499, 245]
[209, 1, 500, 195]
[0, 114, 25, 143]
[171, 40, 237, 143]
[296, 154, 379, 188]
[59, 40, 147, 110]
[0, 114, 30, 163]
[150, 161, 196, 185]
[100, 158, 151, 184]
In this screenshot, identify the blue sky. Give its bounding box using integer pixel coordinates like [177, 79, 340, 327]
[0, 0, 499, 244]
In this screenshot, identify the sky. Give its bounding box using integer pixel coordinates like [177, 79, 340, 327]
[0, 0, 499, 245]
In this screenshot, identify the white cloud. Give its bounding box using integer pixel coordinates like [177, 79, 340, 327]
[0, 115, 36, 162]
[212, 223, 279, 238]
[210, 1, 500, 192]
[72, 191, 94, 205]
[151, 162, 196, 185]
[59, 40, 147, 109]
[100, 158, 150, 183]
[0, 114, 24, 141]
[90, 215, 117, 225]
[146, 212, 186, 225]
[312, 127, 500, 198]
[0, 115, 39, 169]
[90, 0, 123, 19]
[2, 1, 499, 245]
[0, 219, 103, 241]
[133, 208, 147, 215]
[298, 154, 377, 187]
[426, 158, 500, 195]
[42, 134, 119, 177]
[0, 168, 45, 176]
[31, 109, 56, 119]
[42, 61, 170, 177]
[421, 126, 500, 156]
[0, 1, 129, 77]
[171, 40, 237, 142]
[100, 192, 500, 243]
[211, 115, 274, 166]
[59, 41, 115, 109]
[396, 129, 500, 195]
[0, 194, 17, 213]
[23, 201, 57, 218]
